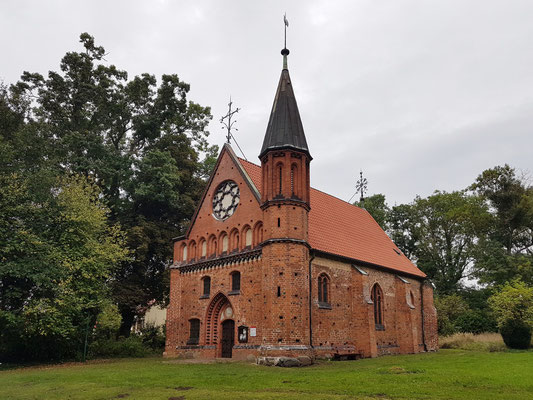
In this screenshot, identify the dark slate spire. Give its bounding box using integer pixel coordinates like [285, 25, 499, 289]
[259, 48, 311, 159]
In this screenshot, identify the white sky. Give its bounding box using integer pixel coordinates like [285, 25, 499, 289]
[1, 0, 532, 205]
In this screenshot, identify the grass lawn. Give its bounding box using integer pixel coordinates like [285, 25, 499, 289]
[1, 349, 533, 400]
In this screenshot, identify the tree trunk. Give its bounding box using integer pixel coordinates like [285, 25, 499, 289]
[118, 309, 135, 338]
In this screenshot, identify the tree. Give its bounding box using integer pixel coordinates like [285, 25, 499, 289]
[388, 203, 420, 260]
[387, 191, 489, 294]
[413, 191, 490, 294]
[0, 174, 128, 360]
[355, 194, 389, 230]
[471, 165, 533, 285]
[8, 33, 218, 334]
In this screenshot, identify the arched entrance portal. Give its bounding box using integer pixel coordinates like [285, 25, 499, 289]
[205, 293, 235, 357]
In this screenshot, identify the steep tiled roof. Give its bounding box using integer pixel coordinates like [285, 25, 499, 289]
[237, 158, 426, 278]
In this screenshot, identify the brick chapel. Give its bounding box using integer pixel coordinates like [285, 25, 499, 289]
[164, 46, 438, 360]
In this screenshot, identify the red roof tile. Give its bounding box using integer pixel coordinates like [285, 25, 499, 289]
[238, 158, 426, 278]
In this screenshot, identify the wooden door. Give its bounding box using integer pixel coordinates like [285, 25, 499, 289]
[221, 319, 235, 358]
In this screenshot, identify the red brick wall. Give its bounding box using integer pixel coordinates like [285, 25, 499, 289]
[173, 149, 264, 264]
[309, 257, 435, 359]
[165, 146, 438, 360]
[165, 257, 264, 358]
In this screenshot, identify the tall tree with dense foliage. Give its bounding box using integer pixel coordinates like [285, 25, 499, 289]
[385, 191, 490, 294]
[471, 165, 533, 286]
[2, 33, 218, 336]
[412, 191, 490, 294]
[0, 174, 128, 360]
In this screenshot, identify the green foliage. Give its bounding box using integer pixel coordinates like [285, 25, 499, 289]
[95, 302, 122, 339]
[88, 335, 151, 359]
[139, 323, 166, 351]
[413, 191, 490, 294]
[435, 294, 470, 335]
[2, 32, 218, 341]
[386, 191, 490, 294]
[0, 174, 128, 361]
[355, 194, 389, 230]
[489, 280, 533, 349]
[489, 280, 533, 327]
[499, 319, 532, 349]
[471, 165, 533, 286]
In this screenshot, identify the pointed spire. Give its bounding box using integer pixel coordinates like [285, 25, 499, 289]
[259, 45, 311, 159]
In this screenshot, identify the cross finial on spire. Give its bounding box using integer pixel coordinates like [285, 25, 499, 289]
[282, 13, 290, 69]
[356, 170, 368, 203]
[220, 96, 240, 144]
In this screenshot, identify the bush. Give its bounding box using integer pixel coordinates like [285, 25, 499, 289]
[499, 319, 532, 349]
[489, 280, 533, 349]
[139, 324, 166, 351]
[435, 294, 470, 336]
[455, 310, 497, 334]
[88, 335, 151, 359]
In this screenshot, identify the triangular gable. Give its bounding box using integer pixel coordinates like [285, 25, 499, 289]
[183, 144, 261, 239]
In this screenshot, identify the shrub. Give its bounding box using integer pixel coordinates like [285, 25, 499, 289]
[455, 310, 497, 334]
[435, 294, 470, 336]
[94, 302, 122, 340]
[489, 280, 533, 349]
[88, 335, 151, 359]
[499, 319, 532, 349]
[139, 323, 166, 351]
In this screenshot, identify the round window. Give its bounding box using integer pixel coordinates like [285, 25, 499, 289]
[212, 180, 240, 220]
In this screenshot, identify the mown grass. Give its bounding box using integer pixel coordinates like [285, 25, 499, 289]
[1, 349, 533, 400]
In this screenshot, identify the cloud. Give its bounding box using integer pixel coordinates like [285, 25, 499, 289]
[1, 0, 531, 206]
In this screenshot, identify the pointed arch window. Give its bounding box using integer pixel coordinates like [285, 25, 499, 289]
[279, 165, 283, 194]
[371, 283, 384, 330]
[291, 164, 298, 197]
[318, 273, 331, 309]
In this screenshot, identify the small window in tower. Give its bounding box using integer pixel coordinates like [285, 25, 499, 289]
[291, 166, 295, 195]
[277, 286, 281, 297]
[279, 166, 283, 194]
[277, 218, 280, 227]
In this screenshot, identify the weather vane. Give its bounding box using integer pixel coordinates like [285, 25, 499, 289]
[220, 96, 240, 144]
[283, 13, 289, 49]
[282, 13, 290, 69]
[356, 170, 368, 203]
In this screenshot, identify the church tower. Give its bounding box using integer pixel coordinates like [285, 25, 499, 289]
[259, 45, 313, 356]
